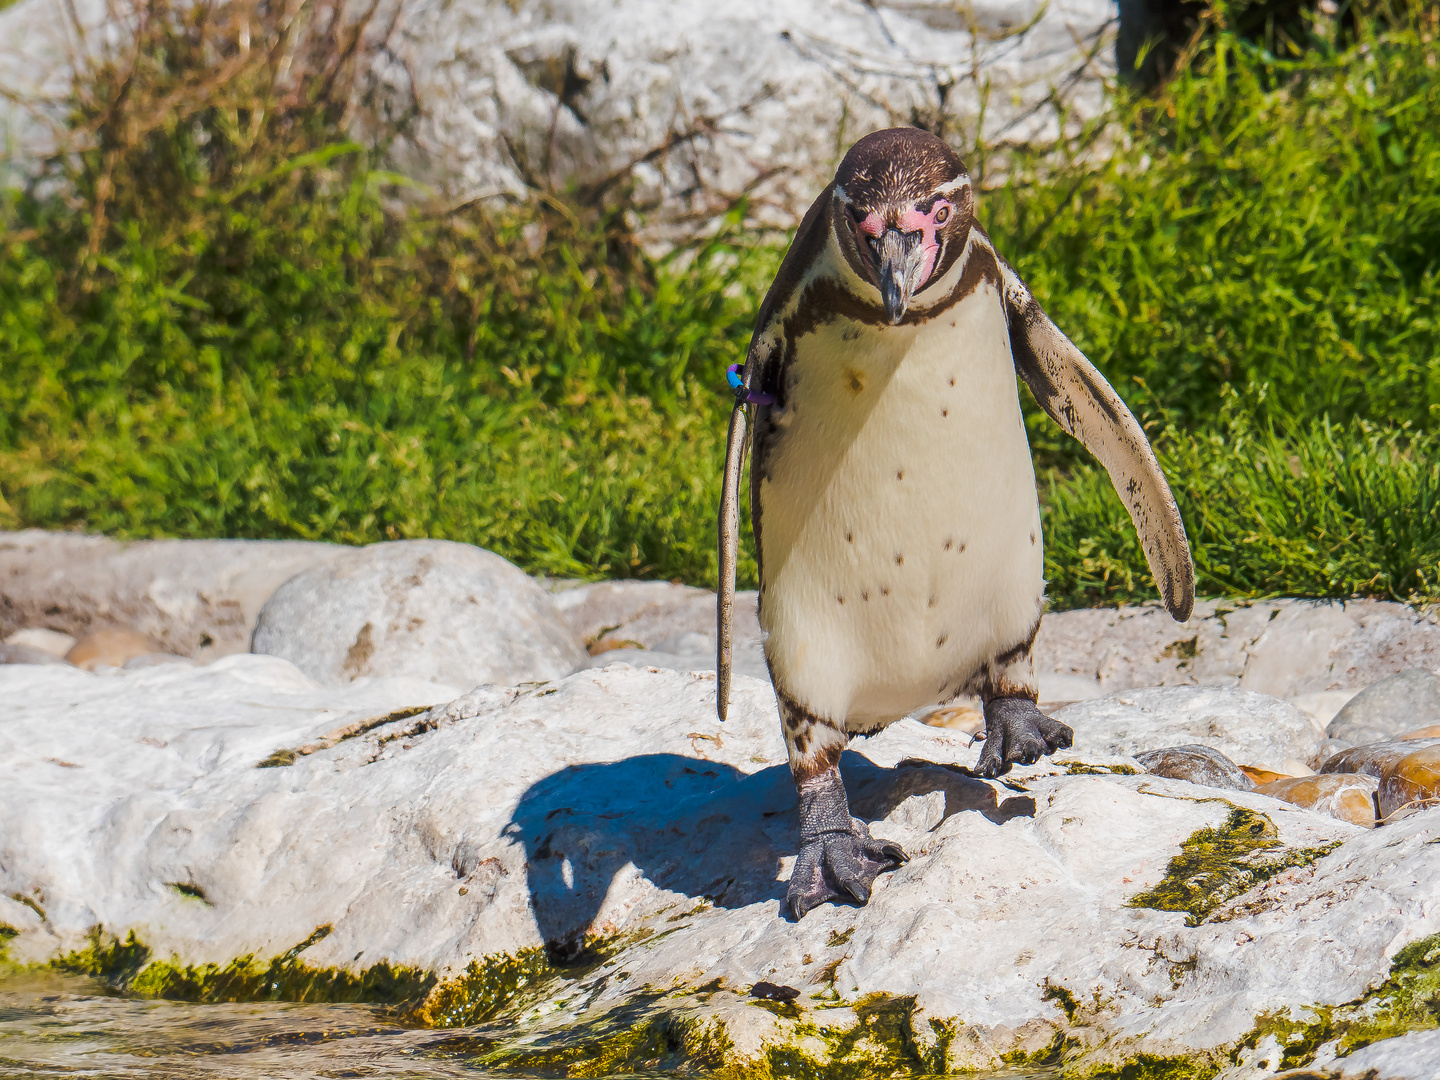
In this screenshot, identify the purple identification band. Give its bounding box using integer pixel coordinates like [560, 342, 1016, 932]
[726, 363, 774, 405]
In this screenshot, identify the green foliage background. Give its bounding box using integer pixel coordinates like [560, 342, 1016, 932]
[1, 1, 1438, 606]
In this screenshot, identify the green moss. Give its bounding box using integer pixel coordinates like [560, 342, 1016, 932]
[1063, 762, 1140, 776]
[1127, 808, 1341, 926]
[1238, 930, 1440, 1070]
[762, 994, 924, 1080]
[465, 995, 729, 1077]
[1068, 1053, 1219, 1080]
[414, 948, 556, 1028]
[51, 926, 433, 1006]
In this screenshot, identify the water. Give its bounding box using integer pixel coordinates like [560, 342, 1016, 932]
[0, 972, 1063, 1079]
[1, 972, 500, 1079]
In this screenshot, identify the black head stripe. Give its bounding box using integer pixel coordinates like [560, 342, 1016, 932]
[836, 128, 967, 207]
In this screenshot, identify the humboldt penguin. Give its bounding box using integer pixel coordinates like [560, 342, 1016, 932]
[716, 127, 1194, 919]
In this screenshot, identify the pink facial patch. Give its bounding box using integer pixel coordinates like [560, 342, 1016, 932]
[897, 200, 951, 291]
[857, 212, 885, 238]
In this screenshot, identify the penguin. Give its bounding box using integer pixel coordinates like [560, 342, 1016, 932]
[716, 127, 1195, 920]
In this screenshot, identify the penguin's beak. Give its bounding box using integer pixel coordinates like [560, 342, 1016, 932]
[876, 228, 925, 325]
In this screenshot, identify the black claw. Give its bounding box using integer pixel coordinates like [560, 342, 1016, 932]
[979, 697, 1074, 775]
[786, 824, 907, 919]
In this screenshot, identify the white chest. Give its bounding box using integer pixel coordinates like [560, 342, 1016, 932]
[757, 282, 1044, 724]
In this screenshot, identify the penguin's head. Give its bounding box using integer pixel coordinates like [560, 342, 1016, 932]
[832, 128, 973, 325]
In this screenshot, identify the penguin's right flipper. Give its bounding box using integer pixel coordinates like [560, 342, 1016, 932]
[717, 399, 748, 722]
[999, 261, 1196, 622]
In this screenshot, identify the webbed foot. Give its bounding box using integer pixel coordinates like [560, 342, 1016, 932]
[976, 696, 1073, 778]
[787, 766, 906, 919]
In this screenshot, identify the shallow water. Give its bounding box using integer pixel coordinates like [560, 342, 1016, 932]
[0, 972, 1062, 1080]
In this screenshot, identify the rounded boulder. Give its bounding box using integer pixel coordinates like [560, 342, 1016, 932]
[251, 540, 585, 688]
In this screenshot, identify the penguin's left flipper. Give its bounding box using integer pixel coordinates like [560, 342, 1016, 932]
[999, 260, 1196, 622]
[975, 697, 1074, 779]
[716, 399, 748, 722]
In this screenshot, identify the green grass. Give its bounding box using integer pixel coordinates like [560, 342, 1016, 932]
[1, 2, 1438, 605]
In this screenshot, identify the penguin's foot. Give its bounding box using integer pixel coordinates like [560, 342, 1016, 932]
[787, 766, 907, 919]
[976, 696, 1073, 778]
[787, 820, 908, 919]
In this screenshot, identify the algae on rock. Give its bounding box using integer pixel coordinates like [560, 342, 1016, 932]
[1127, 808, 1342, 926]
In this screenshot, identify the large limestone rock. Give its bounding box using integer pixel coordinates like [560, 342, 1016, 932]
[0, 0, 1116, 233]
[552, 578, 769, 679]
[3, 656, 1436, 1076]
[1056, 684, 1327, 772]
[252, 539, 585, 688]
[0, 529, 343, 660]
[1035, 598, 1440, 700]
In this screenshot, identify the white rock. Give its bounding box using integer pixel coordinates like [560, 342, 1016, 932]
[1036, 598, 1440, 698]
[4, 658, 1436, 1075]
[0, 0, 1117, 234]
[0, 529, 343, 660]
[251, 539, 585, 688]
[1335, 1028, 1440, 1079]
[1055, 684, 1327, 772]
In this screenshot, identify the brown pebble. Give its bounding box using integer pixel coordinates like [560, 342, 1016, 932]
[66, 627, 161, 671]
[1377, 744, 1440, 819]
[922, 705, 984, 735]
[1400, 724, 1440, 740]
[750, 981, 799, 1002]
[1255, 774, 1379, 828]
[1239, 765, 1294, 786]
[1320, 738, 1440, 779]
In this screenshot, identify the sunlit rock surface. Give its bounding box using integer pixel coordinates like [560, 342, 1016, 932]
[252, 539, 586, 688]
[1055, 685, 1326, 773]
[3, 655, 1437, 1076]
[0, 530, 342, 661]
[0, 0, 1117, 233]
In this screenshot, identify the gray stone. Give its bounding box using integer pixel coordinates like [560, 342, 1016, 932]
[0, 641, 68, 665]
[0, 529, 343, 660]
[1056, 685, 1327, 773]
[1326, 669, 1440, 746]
[1319, 738, 1440, 780]
[1133, 744, 1255, 791]
[251, 539, 585, 688]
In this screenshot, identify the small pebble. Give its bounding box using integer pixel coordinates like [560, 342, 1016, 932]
[1239, 765, 1295, 786]
[921, 704, 984, 735]
[1254, 774, 1379, 828]
[3, 627, 76, 657]
[0, 642, 70, 666]
[1377, 744, 1440, 820]
[1399, 724, 1440, 740]
[66, 627, 162, 671]
[1134, 744, 1254, 791]
[750, 981, 800, 1002]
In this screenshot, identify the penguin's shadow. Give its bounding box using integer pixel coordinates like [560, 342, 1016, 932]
[504, 750, 1035, 955]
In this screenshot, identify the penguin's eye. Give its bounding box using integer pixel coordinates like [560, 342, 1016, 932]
[934, 205, 950, 224]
